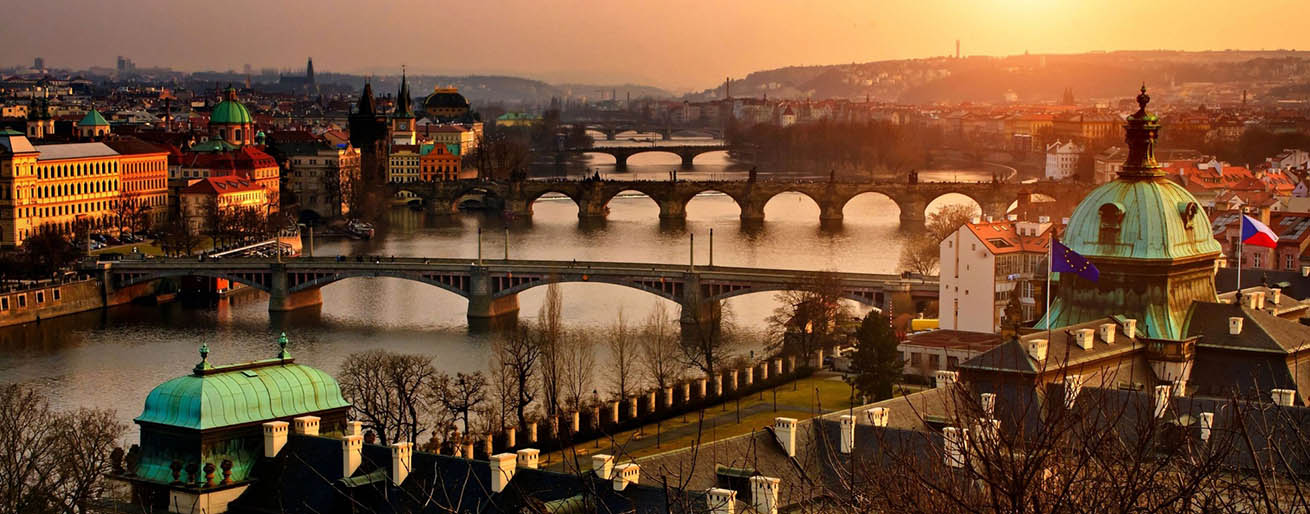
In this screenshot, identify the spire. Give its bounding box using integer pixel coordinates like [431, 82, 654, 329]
[394, 66, 414, 118]
[194, 343, 213, 373]
[357, 81, 377, 116]
[305, 57, 314, 83]
[224, 84, 238, 102]
[277, 332, 291, 359]
[1118, 84, 1163, 179]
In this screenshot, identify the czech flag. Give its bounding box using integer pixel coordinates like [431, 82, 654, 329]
[1241, 215, 1279, 248]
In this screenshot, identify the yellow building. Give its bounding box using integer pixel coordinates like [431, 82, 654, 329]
[106, 139, 170, 230]
[388, 144, 422, 183]
[0, 129, 131, 246]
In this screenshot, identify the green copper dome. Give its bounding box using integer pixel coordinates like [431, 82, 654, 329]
[1062, 177, 1220, 261]
[211, 87, 253, 125]
[136, 354, 348, 431]
[1038, 86, 1221, 340]
[77, 108, 109, 127]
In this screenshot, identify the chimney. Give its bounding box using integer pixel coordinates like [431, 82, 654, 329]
[1271, 288, 1282, 305]
[1072, 328, 1094, 350]
[1272, 388, 1296, 406]
[934, 370, 959, 388]
[1302, 266, 1310, 277]
[1026, 339, 1048, 361]
[749, 476, 781, 514]
[391, 442, 413, 486]
[943, 427, 968, 468]
[345, 421, 363, 437]
[1063, 375, 1082, 408]
[970, 215, 981, 224]
[516, 448, 539, 470]
[1007, 214, 1018, 221]
[342, 435, 363, 478]
[1229, 317, 1244, 335]
[1098, 323, 1117, 344]
[1038, 215, 1051, 224]
[592, 454, 614, 480]
[865, 407, 889, 427]
[1199, 412, 1214, 442]
[839, 415, 855, 454]
[262, 421, 289, 457]
[1251, 291, 1266, 310]
[979, 393, 996, 417]
[292, 416, 320, 436]
[489, 453, 517, 493]
[773, 417, 797, 457]
[706, 488, 737, 514]
[1123, 318, 1137, 339]
[612, 463, 640, 491]
[1153, 385, 1171, 418]
[984, 215, 993, 223]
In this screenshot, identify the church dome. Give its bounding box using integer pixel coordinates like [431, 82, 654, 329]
[77, 108, 109, 127]
[423, 86, 469, 111]
[211, 86, 253, 125]
[1062, 86, 1220, 262]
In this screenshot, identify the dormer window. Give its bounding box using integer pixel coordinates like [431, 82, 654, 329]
[1099, 203, 1124, 243]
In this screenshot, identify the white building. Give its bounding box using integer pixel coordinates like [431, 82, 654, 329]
[939, 218, 1053, 333]
[1044, 140, 1084, 180]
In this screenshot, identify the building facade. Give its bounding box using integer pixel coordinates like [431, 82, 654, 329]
[419, 143, 461, 182]
[1044, 140, 1084, 180]
[179, 176, 267, 234]
[939, 218, 1052, 333]
[281, 142, 361, 218]
[106, 139, 170, 230]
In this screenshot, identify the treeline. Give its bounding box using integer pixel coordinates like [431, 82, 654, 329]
[337, 284, 743, 449]
[726, 120, 943, 174]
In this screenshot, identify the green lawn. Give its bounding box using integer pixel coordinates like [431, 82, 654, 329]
[541, 374, 863, 469]
[88, 237, 215, 257]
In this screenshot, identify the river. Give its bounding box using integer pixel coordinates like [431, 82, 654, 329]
[0, 136, 988, 434]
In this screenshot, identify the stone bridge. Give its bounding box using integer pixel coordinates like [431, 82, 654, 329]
[562, 122, 725, 141]
[569, 144, 730, 169]
[85, 257, 938, 337]
[392, 178, 1093, 226]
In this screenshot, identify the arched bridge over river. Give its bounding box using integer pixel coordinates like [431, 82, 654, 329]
[392, 179, 1092, 226]
[85, 257, 938, 337]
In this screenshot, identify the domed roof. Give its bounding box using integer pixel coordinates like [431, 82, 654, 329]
[135, 336, 349, 431]
[423, 86, 469, 110]
[77, 108, 109, 127]
[211, 86, 253, 125]
[1062, 177, 1221, 261]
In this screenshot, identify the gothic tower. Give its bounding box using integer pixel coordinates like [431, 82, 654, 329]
[391, 69, 416, 145]
[306, 57, 315, 85]
[349, 81, 388, 187]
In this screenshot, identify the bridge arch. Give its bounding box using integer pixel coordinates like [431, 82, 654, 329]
[691, 149, 730, 166]
[682, 189, 743, 220]
[115, 269, 273, 293]
[490, 274, 684, 304]
[759, 190, 824, 223]
[704, 285, 883, 310]
[924, 192, 985, 221]
[285, 271, 471, 300]
[838, 191, 903, 222]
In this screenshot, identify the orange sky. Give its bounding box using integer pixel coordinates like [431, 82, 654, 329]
[3, 0, 1309, 90]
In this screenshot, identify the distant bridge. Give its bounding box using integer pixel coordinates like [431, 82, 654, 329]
[567, 144, 731, 169]
[391, 178, 1093, 226]
[561, 122, 725, 141]
[86, 257, 938, 335]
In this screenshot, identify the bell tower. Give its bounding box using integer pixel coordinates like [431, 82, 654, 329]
[390, 67, 416, 145]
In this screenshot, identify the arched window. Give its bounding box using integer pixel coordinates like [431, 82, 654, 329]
[1098, 203, 1124, 244]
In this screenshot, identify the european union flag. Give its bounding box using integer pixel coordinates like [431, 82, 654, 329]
[1052, 239, 1099, 282]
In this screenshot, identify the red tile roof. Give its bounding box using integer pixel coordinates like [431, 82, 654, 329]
[181, 176, 261, 195]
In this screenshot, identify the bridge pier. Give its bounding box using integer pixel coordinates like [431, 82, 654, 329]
[679, 152, 695, 169]
[658, 199, 686, 221]
[578, 199, 609, 219]
[614, 154, 629, 171]
[819, 203, 844, 226]
[268, 266, 323, 312]
[679, 299, 723, 347]
[739, 204, 765, 224]
[505, 198, 534, 218]
[468, 270, 520, 327]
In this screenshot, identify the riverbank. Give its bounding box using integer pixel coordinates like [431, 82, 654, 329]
[0, 276, 161, 328]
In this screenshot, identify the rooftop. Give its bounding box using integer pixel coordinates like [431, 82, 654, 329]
[33, 142, 118, 161]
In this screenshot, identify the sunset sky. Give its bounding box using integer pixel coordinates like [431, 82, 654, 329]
[3, 0, 1308, 90]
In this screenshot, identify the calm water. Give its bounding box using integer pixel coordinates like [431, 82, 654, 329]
[0, 138, 985, 434]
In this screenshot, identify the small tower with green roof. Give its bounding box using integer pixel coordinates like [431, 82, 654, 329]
[120, 333, 350, 509]
[77, 107, 110, 139]
[209, 86, 254, 146]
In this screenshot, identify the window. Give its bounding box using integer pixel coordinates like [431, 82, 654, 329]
[948, 356, 959, 369]
[928, 354, 940, 369]
[0, 297, 7, 310]
[52, 288, 60, 301]
[1098, 203, 1124, 243]
[910, 352, 921, 367]
[17, 294, 25, 308]
[35, 291, 44, 304]
[1286, 254, 1295, 270]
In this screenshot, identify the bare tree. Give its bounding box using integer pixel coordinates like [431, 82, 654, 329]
[430, 371, 489, 435]
[0, 384, 127, 514]
[492, 326, 541, 430]
[560, 330, 596, 411]
[536, 283, 566, 419]
[766, 271, 854, 359]
[898, 203, 979, 275]
[605, 307, 641, 400]
[338, 350, 438, 445]
[678, 301, 739, 378]
[641, 302, 684, 393]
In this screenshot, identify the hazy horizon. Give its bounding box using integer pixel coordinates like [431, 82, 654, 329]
[4, 0, 1310, 91]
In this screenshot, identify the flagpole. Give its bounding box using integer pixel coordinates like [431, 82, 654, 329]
[1046, 232, 1053, 336]
[1237, 233, 1243, 292]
